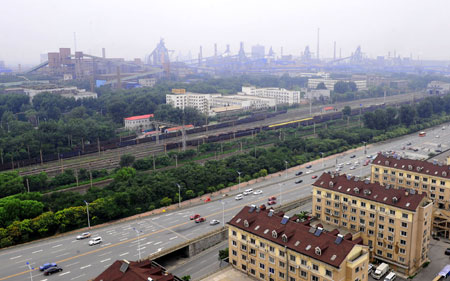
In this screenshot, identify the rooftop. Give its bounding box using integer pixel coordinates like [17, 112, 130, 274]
[228, 206, 360, 268]
[93, 259, 180, 281]
[373, 153, 450, 180]
[313, 172, 427, 211]
[124, 114, 154, 121]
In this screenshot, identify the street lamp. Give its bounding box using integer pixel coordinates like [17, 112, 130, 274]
[237, 171, 242, 193]
[284, 161, 288, 179]
[26, 262, 34, 281]
[133, 227, 143, 261]
[221, 200, 225, 227]
[176, 183, 181, 208]
[363, 141, 367, 155]
[278, 183, 282, 205]
[83, 200, 90, 229]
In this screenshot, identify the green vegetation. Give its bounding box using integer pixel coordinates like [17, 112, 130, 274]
[219, 247, 229, 260]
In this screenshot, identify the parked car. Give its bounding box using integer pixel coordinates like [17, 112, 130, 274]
[195, 217, 206, 223]
[44, 266, 63, 276]
[350, 166, 355, 170]
[306, 170, 313, 174]
[235, 194, 244, 200]
[268, 200, 276, 205]
[190, 214, 201, 220]
[306, 165, 312, 169]
[39, 263, 57, 271]
[253, 190, 263, 195]
[89, 236, 102, 246]
[295, 179, 303, 184]
[350, 155, 356, 158]
[243, 188, 253, 195]
[76, 232, 91, 240]
[210, 219, 220, 225]
[295, 171, 303, 176]
[445, 248, 450, 255]
[368, 263, 374, 274]
[268, 196, 277, 201]
[311, 175, 318, 179]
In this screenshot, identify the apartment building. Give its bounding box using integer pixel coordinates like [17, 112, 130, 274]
[241, 86, 301, 105]
[228, 205, 369, 281]
[312, 172, 432, 276]
[165, 91, 221, 115]
[371, 153, 450, 238]
[211, 95, 276, 110]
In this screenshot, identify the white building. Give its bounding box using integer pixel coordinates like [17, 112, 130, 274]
[305, 89, 331, 100]
[307, 78, 367, 91]
[124, 114, 154, 131]
[166, 92, 221, 115]
[138, 78, 157, 87]
[427, 81, 450, 95]
[211, 95, 276, 110]
[21, 86, 97, 101]
[240, 86, 301, 105]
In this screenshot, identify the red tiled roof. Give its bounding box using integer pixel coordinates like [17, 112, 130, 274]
[313, 172, 427, 211]
[93, 260, 177, 281]
[373, 153, 450, 179]
[124, 114, 154, 121]
[228, 206, 359, 268]
[165, 125, 193, 132]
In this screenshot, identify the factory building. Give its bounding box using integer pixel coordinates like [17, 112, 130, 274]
[228, 205, 369, 281]
[312, 172, 432, 276]
[241, 86, 301, 105]
[307, 78, 367, 91]
[124, 114, 154, 131]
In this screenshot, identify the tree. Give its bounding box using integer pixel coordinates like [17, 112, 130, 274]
[417, 100, 433, 118]
[399, 105, 416, 126]
[160, 197, 172, 206]
[0, 172, 24, 198]
[316, 82, 327, 90]
[114, 167, 136, 182]
[219, 247, 229, 261]
[181, 276, 191, 281]
[119, 154, 135, 168]
[342, 106, 351, 117]
[334, 81, 349, 94]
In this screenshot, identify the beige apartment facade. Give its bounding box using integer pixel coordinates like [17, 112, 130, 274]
[371, 153, 450, 238]
[312, 172, 432, 276]
[228, 206, 369, 281]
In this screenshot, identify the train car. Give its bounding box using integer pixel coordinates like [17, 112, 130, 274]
[164, 125, 194, 134]
[267, 117, 314, 129]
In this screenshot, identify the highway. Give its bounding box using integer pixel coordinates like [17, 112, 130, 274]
[1, 120, 449, 281]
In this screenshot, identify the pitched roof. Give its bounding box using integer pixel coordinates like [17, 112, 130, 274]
[313, 172, 427, 211]
[93, 260, 178, 281]
[228, 206, 359, 268]
[373, 153, 450, 179]
[124, 114, 154, 121]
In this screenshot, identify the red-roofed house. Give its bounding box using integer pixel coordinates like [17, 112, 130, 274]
[124, 114, 154, 131]
[312, 172, 432, 276]
[92, 259, 181, 281]
[228, 206, 369, 281]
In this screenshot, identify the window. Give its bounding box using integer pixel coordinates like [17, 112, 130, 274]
[388, 227, 394, 233]
[241, 244, 247, 251]
[250, 248, 256, 255]
[241, 264, 247, 271]
[290, 255, 296, 262]
[326, 269, 332, 277]
[377, 249, 383, 255]
[279, 250, 285, 257]
[241, 254, 247, 260]
[352, 199, 357, 205]
[279, 272, 285, 278]
[370, 204, 375, 210]
[334, 195, 340, 200]
[269, 256, 275, 264]
[289, 265, 296, 273]
[250, 258, 256, 265]
[250, 238, 255, 244]
[269, 246, 275, 253]
[400, 239, 406, 245]
[259, 273, 265, 279]
[241, 234, 247, 240]
[259, 253, 265, 259]
[232, 230, 237, 236]
[260, 242, 265, 248]
[316, 190, 321, 195]
[259, 263, 265, 270]
[301, 259, 307, 266]
[300, 270, 307, 277]
[361, 202, 366, 207]
[379, 224, 384, 230]
[390, 210, 396, 215]
[387, 253, 393, 258]
[402, 213, 408, 219]
[232, 240, 237, 246]
[232, 250, 237, 256]
[400, 248, 406, 254]
[311, 275, 319, 281]
[250, 268, 255, 275]
[279, 261, 285, 268]
[351, 208, 356, 213]
[312, 264, 319, 271]
[401, 231, 407, 237]
[360, 210, 366, 216]
[269, 267, 275, 274]
[290, 277, 296, 281]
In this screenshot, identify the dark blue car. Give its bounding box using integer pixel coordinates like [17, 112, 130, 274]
[39, 263, 57, 271]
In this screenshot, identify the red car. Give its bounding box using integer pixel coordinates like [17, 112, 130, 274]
[190, 214, 201, 220]
[268, 200, 276, 205]
[268, 196, 277, 201]
[195, 217, 206, 223]
[312, 175, 318, 179]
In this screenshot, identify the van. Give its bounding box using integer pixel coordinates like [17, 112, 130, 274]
[384, 272, 396, 281]
[235, 194, 244, 200]
[243, 188, 253, 195]
[372, 263, 389, 279]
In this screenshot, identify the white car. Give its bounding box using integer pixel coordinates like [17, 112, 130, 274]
[235, 194, 244, 200]
[337, 163, 344, 167]
[305, 170, 313, 174]
[436, 135, 440, 138]
[89, 236, 102, 246]
[210, 219, 220, 225]
[243, 188, 253, 195]
[350, 166, 355, 170]
[253, 190, 263, 195]
[346, 162, 351, 165]
[76, 232, 91, 240]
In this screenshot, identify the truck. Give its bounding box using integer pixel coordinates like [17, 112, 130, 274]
[371, 263, 389, 280]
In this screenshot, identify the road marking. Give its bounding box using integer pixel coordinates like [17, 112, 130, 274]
[55, 252, 70, 258]
[119, 252, 129, 257]
[79, 264, 91, 269]
[98, 251, 112, 257]
[154, 241, 162, 245]
[102, 243, 111, 246]
[70, 274, 85, 280]
[137, 247, 146, 251]
[100, 258, 111, 263]
[59, 271, 70, 276]
[119, 237, 128, 241]
[65, 262, 79, 267]
[169, 236, 178, 240]
[51, 244, 63, 248]
[9, 255, 22, 260]
[32, 250, 43, 254]
[51, 248, 66, 254]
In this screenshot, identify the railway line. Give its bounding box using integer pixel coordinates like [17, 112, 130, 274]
[14, 92, 427, 177]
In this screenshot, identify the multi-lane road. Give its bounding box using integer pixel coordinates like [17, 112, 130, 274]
[1, 120, 449, 281]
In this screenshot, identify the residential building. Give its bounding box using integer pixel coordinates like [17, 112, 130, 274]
[427, 81, 450, 95]
[124, 114, 154, 131]
[312, 172, 432, 276]
[371, 153, 450, 238]
[241, 86, 301, 105]
[8, 86, 97, 101]
[138, 78, 157, 87]
[211, 95, 276, 110]
[228, 205, 369, 281]
[93, 259, 181, 281]
[166, 90, 220, 115]
[304, 89, 331, 100]
[307, 79, 367, 91]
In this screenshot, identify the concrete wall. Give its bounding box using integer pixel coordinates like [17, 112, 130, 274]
[188, 228, 228, 257]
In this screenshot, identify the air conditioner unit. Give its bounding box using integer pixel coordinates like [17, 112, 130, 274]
[295, 265, 300, 269]
[306, 265, 311, 270]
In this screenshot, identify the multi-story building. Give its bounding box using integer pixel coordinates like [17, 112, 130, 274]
[241, 86, 301, 105]
[307, 79, 367, 91]
[8, 86, 97, 102]
[165, 90, 221, 115]
[371, 153, 450, 238]
[124, 114, 154, 131]
[228, 205, 369, 281]
[312, 172, 432, 276]
[211, 95, 276, 110]
[427, 81, 450, 95]
[138, 78, 157, 87]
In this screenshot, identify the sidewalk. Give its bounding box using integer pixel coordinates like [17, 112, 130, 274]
[200, 266, 255, 281]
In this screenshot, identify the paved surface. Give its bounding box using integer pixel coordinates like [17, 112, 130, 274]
[199, 265, 255, 281]
[1, 120, 450, 281]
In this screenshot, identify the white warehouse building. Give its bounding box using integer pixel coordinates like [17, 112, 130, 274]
[240, 86, 301, 105]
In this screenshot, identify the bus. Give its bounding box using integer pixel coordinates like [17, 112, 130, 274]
[419, 131, 426, 137]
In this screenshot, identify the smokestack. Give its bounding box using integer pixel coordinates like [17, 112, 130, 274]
[339, 48, 342, 59]
[316, 28, 320, 60]
[214, 43, 217, 57]
[333, 41, 336, 60]
[102, 48, 106, 58]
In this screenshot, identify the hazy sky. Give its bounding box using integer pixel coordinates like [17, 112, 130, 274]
[1, 0, 450, 66]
